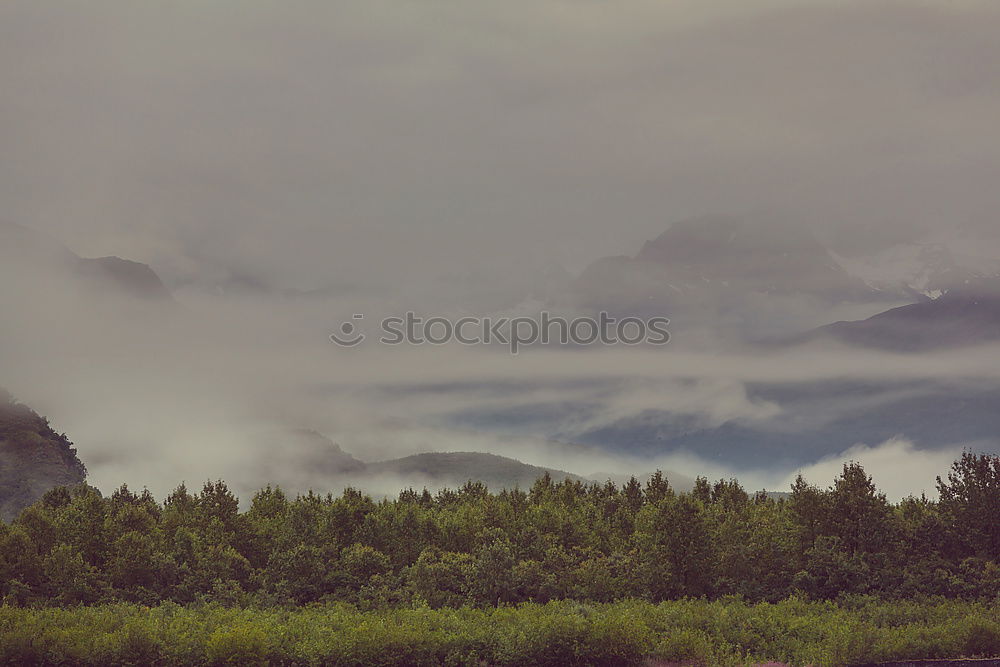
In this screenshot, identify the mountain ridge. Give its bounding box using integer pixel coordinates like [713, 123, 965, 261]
[0, 221, 172, 302]
[0, 391, 87, 521]
[800, 280, 1000, 351]
[574, 216, 878, 311]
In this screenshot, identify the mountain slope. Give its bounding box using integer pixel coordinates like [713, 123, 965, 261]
[570, 216, 886, 341]
[76, 256, 173, 301]
[0, 391, 87, 521]
[0, 221, 171, 302]
[806, 282, 1000, 351]
[366, 452, 587, 491]
[832, 241, 1000, 300]
[564, 378, 1000, 468]
[231, 430, 590, 498]
[633, 216, 870, 299]
[574, 216, 875, 310]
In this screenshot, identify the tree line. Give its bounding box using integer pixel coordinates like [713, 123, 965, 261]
[2, 452, 999, 608]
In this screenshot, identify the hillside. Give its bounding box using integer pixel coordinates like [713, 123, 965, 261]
[567, 216, 891, 342]
[0, 391, 87, 521]
[0, 221, 172, 303]
[210, 430, 684, 499]
[573, 216, 877, 314]
[365, 451, 587, 491]
[804, 281, 1000, 351]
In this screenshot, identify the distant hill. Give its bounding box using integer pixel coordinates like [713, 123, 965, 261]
[366, 451, 587, 491]
[0, 402, 784, 518]
[230, 432, 590, 498]
[832, 241, 1000, 301]
[803, 281, 1000, 351]
[363, 452, 784, 498]
[567, 215, 888, 342]
[0, 391, 87, 521]
[573, 216, 877, 315]
[237, 431, 702, 498]
[76, 256, 172, 301]
[0, 221, 171, 302]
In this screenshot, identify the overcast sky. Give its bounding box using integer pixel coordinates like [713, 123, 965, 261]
[3, 0, 1000, 294]
[5, 1, 1000, 499]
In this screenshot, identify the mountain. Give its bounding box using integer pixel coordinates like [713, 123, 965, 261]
[434, 369, 1000, 470]
[240, 429, 366, 496]
[233, 430, 591, 498]
[632, 216, 871, 300]
[804, 280, 1000, 351]
[0, 221, 171, 302]
[832, 241, 1000, 300]
[366, 452, 587, 491]
[569, 379, 1000, 468]
[0, 391, 87, 521]
[570, 216, 883, 341]
[575, 216, 874, 307]
[76, 256, 172, 301]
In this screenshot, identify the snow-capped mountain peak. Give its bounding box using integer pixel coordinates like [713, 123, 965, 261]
[832, 240, 1000, 300]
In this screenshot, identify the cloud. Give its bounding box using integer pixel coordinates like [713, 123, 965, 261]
[2, 0, 1000, 500]
[778, 437, 967, 502]
[2, 0, 1000, 298]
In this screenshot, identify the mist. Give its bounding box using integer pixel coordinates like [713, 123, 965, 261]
[4, 1, 1000, 295]
[3, 256, 997, 500]
[3, 0, 1000, 503]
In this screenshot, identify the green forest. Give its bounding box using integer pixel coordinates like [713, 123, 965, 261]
[2, 452, 1000, 665]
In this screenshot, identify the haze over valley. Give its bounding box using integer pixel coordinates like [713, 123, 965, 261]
[3, 0, 1000, 510]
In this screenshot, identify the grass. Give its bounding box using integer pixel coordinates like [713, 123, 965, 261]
[0, 596, 998, 666]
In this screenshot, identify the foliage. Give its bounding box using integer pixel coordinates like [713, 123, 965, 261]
[3, 453, 1000, 663]
[4, 454, 1000, 610]
[0, 597, 998, 666]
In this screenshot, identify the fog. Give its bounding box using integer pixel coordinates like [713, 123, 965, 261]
[3, 1, 1000, 501]
[4, 0, 1000, 295]
[3, 261, 997, 501]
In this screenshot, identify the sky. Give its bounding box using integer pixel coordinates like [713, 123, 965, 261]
[3, 1, 1000, 501]
[3, 0, 1000, 297]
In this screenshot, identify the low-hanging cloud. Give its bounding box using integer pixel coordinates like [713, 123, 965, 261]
[3, 0, 1000, 301]
[776, 438, 968, 502]
[3, 0, 1000, 501]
